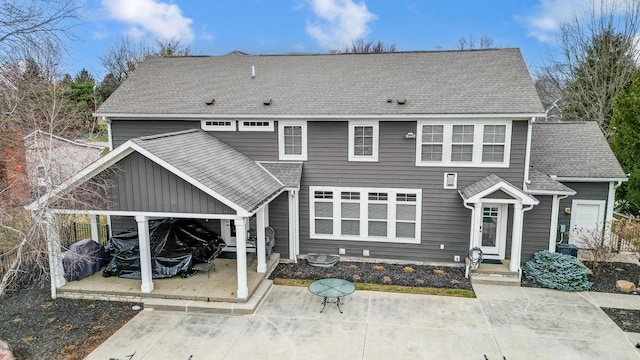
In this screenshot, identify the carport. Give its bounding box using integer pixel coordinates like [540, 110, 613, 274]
[28, 129, 299, 300]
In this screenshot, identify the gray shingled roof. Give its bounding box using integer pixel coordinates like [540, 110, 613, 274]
[131, 129, 283, 212]
[97, 49, 544, 116]
[531, 122, 626, 179]
[527, 168, 575, 194]
[459, 174, 506, 200]
[258, 162, 303, 189]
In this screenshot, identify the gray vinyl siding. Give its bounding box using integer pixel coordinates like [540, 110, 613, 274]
[107, 152, 235, 214]
[298, 120, 528, 263]
[110, 216, 136, 235]
[268, 192, 290, 258]
[111, 120, 278, 160]
[521, 196, 553, 263]
[557, 182, 610, 242]
[110, 118, 529, 264]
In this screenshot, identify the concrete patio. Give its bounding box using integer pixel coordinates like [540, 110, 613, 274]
[86, 283, 640, 360]
[58, 254, 279, 304]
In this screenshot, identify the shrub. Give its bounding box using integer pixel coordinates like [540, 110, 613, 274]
[525, 251, 592, 291]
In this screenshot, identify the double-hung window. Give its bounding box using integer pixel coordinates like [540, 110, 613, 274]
[278, 121, 307, 160]
[348, 121, 379, 161]
[416, 120, 511, 167]
[310, 186, 421, 244]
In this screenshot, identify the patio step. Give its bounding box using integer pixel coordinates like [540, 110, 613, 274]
[144, 279, 274, 314]
[470, 273, 521, 286]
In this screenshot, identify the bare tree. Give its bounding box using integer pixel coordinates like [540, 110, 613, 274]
[0, 0, 79, 62]
[457, 35, 496, 50]
[574, 223, 617, 278]
[542, 0, 640, 138]
[340, 39, 396, 54]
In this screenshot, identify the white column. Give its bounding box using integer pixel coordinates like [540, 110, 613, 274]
[90, 215, 100, 243]
[264, 203, 270, 227]
[135, 215, 154, 293]
[605, 181, 616, 246]
[235, 218, 249, 299]
[473, 203, 483, 248]
[256, 207, 267, 273]
[44, 211, 65, 298]
[288, 190, 300, 261]
[549, 195, 559, 252]
[510, 203, 524, 272]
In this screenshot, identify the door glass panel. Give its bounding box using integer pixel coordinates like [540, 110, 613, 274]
[482, 207, 498, 247]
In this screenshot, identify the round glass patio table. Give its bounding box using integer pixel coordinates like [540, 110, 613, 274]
[308, 278, 355, 313]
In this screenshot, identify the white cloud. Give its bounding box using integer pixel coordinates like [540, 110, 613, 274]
[305, 0, 376, 49]
[520, 0, 586, 42]
[101, 0, 194, 43]
[199, 25, 214, 42]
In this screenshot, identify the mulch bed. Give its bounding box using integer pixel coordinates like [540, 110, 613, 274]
[0, 286, 140, 360]
[269, 260, 473, 290]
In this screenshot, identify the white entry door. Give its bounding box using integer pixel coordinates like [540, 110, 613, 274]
[480, 203, 507, 259]
[570, 200, 606, 247]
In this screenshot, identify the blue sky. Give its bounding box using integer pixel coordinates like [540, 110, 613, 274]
[66, 0, 592, 79]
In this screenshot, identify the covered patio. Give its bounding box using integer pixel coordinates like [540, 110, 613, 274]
[29, 130, 302, 302]
[57, 255, 279, 303]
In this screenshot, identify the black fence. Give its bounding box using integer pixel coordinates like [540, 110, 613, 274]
[60, 222, 110, 247]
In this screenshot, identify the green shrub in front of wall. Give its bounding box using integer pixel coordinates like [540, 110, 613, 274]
[524, 250, 592, 292]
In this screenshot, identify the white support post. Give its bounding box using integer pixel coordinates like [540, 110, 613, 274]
[256, 207, 267, 273]
[510, 203, 524, 272]
[90, 215, 100, 243]
[288, 190, 300, 261]
[135, 215, 154, 293]
[264, 203, 270, 227]
[235, 218, 249, 299]
[44, 211, 65, 298]
[473, 203, 482, 248]
[549, 195, 559, 252]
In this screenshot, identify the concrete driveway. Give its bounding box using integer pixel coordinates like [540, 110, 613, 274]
[86, 284, 640, 360]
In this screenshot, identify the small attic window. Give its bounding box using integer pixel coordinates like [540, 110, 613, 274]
[238, 120, 274, 132]
[205, 98, 215, 105]
[201, 120, 235, 131]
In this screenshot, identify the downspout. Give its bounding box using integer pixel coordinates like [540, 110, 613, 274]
[516, 204, 536, 280]
[461, 195, 475, 278]
[523, 117, 534, 190]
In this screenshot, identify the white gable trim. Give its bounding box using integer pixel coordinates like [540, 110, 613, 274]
[465, 181, 539, 205]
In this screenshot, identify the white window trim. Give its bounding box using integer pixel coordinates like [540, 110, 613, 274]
[309, 186, 422, 244]
[348, 121, 379, 162]
[443, 172, 458, 189]
[278, 121, 307, 161]
[416, 120, 511, 167]
[201, 120, 236, 131]
[238, 120, 274, 132]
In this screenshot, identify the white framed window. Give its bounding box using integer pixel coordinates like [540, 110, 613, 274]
[348, 121, 379, 162]
[238, 120, 274, 132]
[416, 120, 511, 167]
[309, 186, 422, 244]
[201, 120, 236, 131]
[278, 121, 307, 160]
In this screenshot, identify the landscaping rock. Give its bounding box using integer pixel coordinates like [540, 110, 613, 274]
[616, 280, 636, 293]
[0, 340, 14, 360]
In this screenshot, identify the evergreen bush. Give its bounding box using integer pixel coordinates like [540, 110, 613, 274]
[524, 251, 592, 291]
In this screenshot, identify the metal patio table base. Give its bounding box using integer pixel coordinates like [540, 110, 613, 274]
[308, 278, 356, 314]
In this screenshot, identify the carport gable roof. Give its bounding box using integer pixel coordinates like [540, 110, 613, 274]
[27, 130, 284, 215]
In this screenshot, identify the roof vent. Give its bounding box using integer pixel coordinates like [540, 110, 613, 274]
[397, 98, 406, 105]
[205, 98, 215, 105]
[263, 99, 272, 106]
[252, 65, 255, 79]
[386, 99, 393, 103]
